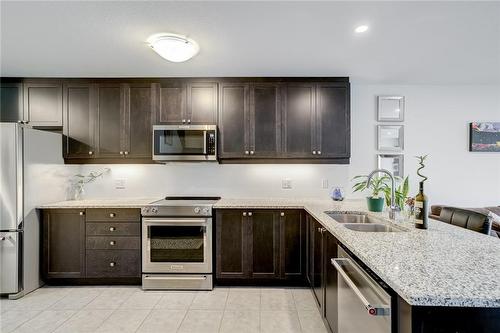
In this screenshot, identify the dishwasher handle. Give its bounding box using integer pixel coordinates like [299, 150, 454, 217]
[332, 258, 390, 316]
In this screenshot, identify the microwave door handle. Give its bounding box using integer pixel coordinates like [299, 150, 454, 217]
[203, 131, 207, 154]
[331, 258, 390, 316]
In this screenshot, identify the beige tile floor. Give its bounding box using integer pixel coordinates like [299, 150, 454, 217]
[0, 286, 328, 333]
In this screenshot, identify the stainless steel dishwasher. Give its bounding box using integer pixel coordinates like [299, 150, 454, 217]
[331, 246, 392, 333]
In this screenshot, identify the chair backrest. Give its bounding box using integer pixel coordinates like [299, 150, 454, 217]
[439, 207, 492, 235]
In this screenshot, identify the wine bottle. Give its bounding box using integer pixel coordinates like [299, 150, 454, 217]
[414, 181, 428, 229]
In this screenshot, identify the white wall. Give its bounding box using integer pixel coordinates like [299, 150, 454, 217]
[68, 84, 500, 207]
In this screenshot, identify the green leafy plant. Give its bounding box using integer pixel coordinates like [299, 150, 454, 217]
[383, 176, 409, 209]
[352, 175, 390, 198]
[415, 155, 428, 183]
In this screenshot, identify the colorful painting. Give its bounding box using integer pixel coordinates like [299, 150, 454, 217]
[470, 122, 500, 152]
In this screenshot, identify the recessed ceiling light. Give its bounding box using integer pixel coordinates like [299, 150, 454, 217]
[354, 25, 369, 33]
[146, 33, 199, 63]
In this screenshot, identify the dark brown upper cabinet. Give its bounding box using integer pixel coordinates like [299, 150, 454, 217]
[282, 83, 316, 158]
[315, 83, 350, 158]
[23, 81, 63, 128]
[64, 80, 154, 161]
[63, 82, 96, 159]
[156, 80, 217, 125]
[0, 81, 24, 122]
[281, 82, 350, 161]
[218, 82, 281, 159]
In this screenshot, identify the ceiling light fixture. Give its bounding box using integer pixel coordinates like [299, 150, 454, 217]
[354, 25, 369, 33]
[146, 33, 199, 63]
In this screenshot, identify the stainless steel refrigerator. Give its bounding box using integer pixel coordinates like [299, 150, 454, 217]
[0, 122, 65, 298]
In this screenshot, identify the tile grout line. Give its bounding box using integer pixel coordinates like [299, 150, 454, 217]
[175, 291, 198, 333]
[47, 309, 80, 333]
[132, 308, 153, 333]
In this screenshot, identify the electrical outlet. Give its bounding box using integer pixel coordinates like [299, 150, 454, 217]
[282, 178, 292, 189]
[114, 178, 126, 190]
[321, 179, 329, 189]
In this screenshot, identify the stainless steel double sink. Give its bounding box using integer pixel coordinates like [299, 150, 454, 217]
[325, 212, 406, 232]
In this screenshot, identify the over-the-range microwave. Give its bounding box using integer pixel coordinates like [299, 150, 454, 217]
[152, 125, 217, 162]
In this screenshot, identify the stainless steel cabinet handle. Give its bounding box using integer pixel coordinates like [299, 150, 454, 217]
[312, 150, 317, 155]
[243, 212, 247, 216]
[109, 227, 116, 231]
[248, 212, 253, 216]
[109, 262, 116, 267]
[280, 212, 285, 217]
[88, 151, 93, 155]
[119, 151, 123, 155]
[79, 211, 84, 216]
[109, 213, 116, 218]
[318, 151, 322, 155]
[109, 241, 116, 246]
[182, 119, 186, 123]
[332, 258, 390, 316]
[250, 150, 254, 155]
[124, 151, 129, 155]
[317, 227, 322, 232]
[187, 119, 191, 123]
[245, 150, 249, 155]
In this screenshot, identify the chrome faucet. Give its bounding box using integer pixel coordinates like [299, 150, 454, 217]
[367, 169, 399, 220]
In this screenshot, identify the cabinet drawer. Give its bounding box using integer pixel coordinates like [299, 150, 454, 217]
[86, 209, 140, 222]
[86, 222, 140, 236]
[86, 236, 140, 250]
[86, 250, 140, 277]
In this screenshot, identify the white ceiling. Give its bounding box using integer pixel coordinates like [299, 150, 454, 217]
[1, 1, 499, 84]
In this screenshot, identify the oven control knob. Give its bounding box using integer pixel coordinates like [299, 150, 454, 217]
[202, 207, 210, 215]
[150, 207, 159, 214]
[141, 207, 149, 215]
[194, 207, 201, 214]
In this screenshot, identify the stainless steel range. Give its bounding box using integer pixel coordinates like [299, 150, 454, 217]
[141, 196, 219, 290]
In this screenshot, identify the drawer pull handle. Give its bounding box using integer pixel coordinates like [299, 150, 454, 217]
[109, 227, 116, 231]
[248, 212, 253, 217]
[243, 212, 247, 216]
[109, 241, 116, 246]
[109, 213, 116, 218]
[109, 262, 116, 267]
[79, 211, 84, 216]
[280, 212, 285, 217]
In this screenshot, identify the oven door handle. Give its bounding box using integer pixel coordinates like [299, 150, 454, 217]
[142, 218, 209, 224]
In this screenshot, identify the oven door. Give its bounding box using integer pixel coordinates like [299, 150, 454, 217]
[152, 125, 216, 161]
[142, 218, 212, 273]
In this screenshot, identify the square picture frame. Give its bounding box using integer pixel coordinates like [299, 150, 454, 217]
[377, 154, 404, 178]
[378, 96, 405, 122]
[377, 125, 404, 151]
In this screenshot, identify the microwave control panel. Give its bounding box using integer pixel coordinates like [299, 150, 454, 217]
[207, 131, 216, 155]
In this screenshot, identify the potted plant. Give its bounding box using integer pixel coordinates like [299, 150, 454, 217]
[352, 175, 390, 212]
[383, 175, 409, 211]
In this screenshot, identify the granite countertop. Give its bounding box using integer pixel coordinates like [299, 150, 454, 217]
[38, 197, 500, 308]
[38, 198, 160, 208]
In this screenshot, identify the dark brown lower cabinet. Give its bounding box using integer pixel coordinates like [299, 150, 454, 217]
[215, 209, 306, 284]
[324, 228, 339, 332]
[42, 209, 86, 279]
[307, 214, 325, 311]
[42, 208, 141, 283]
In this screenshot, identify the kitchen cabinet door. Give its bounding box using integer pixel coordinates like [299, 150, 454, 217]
[316, 83, 350, 158]
[23, 81, 63, 127]
[324, 230, 339, 332]
[123, 83, 154, 159]
[311, 217, 324, 311]
[249, 84, 281, 157]
[282, 83, 316, 158]
[216, 210, 248, 279]
[42, 209, 86, 279]
[96, 83, 123, 158]
[0, 81, 23, 122]
[157, 82, 186, 124]
[63, 82, 96, 159]
[218, 83, 249, 158]
[187, 82, 217, 124]
[249, 210, 280, 279]
[280, 210, 305, 281]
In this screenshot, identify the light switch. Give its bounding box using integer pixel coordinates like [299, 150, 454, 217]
[282, 178, 292, 189]
[115, 178, 126, 189]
